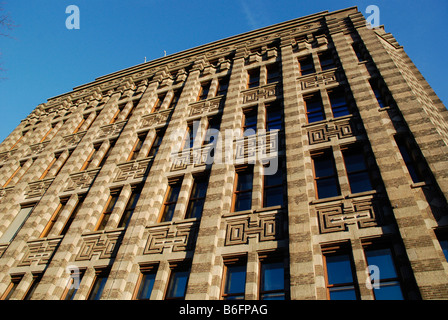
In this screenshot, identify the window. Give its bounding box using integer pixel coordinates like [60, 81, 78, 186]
[263, 163, 284, 208]
[395, 136, 424, 183]
[298, 55, 315, 76]
[266, 63, 281, 84]
[165, 264, 190, 300]
[23, 274, 42, 300]
[95, 191, 120, 231]
[265, 102, 283, 131]
[60, 195, 85, 236]
[232, 166, 253, 212]
[134, 265, 157, 300]
[118, 185, 142, 228]
[183, 123, 196, 150]
[222, 257, 246, 300]
[352, 42, 367, 62]
[259, 258, 286, 300]
[147, 130, 164, 158]
[364, 246, 404, 300]
[87, 269, 109, 300]
[168, 90, 181, 109]
[203, 117, 221, 145]
[81, 144, 101, 171]
[73, 114, 88, 134]
[159, 179, 182, 222]
[342, 146, 373, 194]
[304, 93, 325, 123]
[217, 77, 229, 96]
[247, 68, 260, 88]
[323, 245, 358, 300]
[39, 155, 58, 180]
[0, 205, 35, 243]
[152, 93, 166, 113]
[242, 108, 257, 137]
[328, 87, 350, 118]
[128, 132, 148, 161]
[369, 79, 387, 108]
[185, 174, 209, 219]
[1, 275, 23, 300]
[99, 140, 116, 167]
[3, 163, 22, 188]
[436, 232, 448, 262]
[40, 199, 68, 238]
[62, 269, 85, 300]
[198, 82, 211, 101]
[312, 150, 340, 199]
[318, 50, 336, 70]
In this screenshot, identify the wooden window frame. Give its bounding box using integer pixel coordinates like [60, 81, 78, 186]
[152, 93, 166, 113]
[147, 130, 164, 158]
[311, 149, 340, 199]
[221, 255, 247, 300]
[23, 273, 42, 300]
[133, 264, 158, 300]
[95, 190, 121, 231]
[87, 268, 110, 300]
[117, 184, 142, 228]
[247, 67, 260, 89]
[258, 252, 287, 300]
[341, 144, 374, 194]
[266, 63, 281, 84]
[185, 173, 209, 219]
[231, 165, 254, 213]
[262, 161, 284, 208]
[164, 262, 190, 300]
[40, 198, 68, 238]
[265, 101, 283, 132]
[60, 194, 85, 236]
[198, 82, 211, 101]
[127, 132, 148, 161]
[298, 54, 315, 76]
[61, 268, 85, 300]
[318, 50, 336, 71]
[304, 92, 325, 123]
[158, 177, 183, 223]
[242, 107, 257, 137]
[0, 274, 23, 300]
[328, 87, 351, 118]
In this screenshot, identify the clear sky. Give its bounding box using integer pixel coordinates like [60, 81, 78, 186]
[0, 0, 447, 142]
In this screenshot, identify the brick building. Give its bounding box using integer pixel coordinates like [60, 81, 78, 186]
[0, 7, 447, 300]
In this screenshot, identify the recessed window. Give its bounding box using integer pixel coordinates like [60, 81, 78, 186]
[159, 179, 183, 222]
[62, 269, 85, 300]
[328, 87, 350, 118]
[260, 259, 286, 300]
[118, 185, 142, 228]
[369, 79, 387, 108]
[342, 146, 373, 194]
[198, 82, 211, 101]
[395, 136, 425, 183]
[128, 132, 148, 161]
[265, 102, 283, 131]
[152, 93, 166, 113]
[242, 108, 257, 137]
[147, 130, 164, 158]
[312, 150, 340, 199]
[96, 191, 120, 231]
[222, 257, 246, 300]
[247, 68, 260, 88]
[232, 166, 253, 212]
[263, 163, 284, 208]
[318, 50, 336, 70]
[298, 55, 315, 76]
[266, 63, 281, 84]
[87, 269, 109, 300]
[304, 93, 325, 123]
[165, 265, 190, 300]
[217, 77, 229, 96]
[185, 175, 209, 219]
[135, 265, 158, 300]
[40, 198, 68, 238]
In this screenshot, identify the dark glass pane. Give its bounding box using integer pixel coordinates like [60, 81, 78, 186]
[186, 199, 205, 219]
[265, 168, 282, 186]
[326, 254, 354, 285]
[316, 178, 340, 199]
[237, 172, 253, 191]
[344, 152, 367, 173]
[191, 180, 208, 198]
[137, 273, 156, 300]
[261, 292, 285, 300]
[235, 192, 252, 212]
[348, 172, 373, 193]
[88, 276, 107, 300]
[264, 186, 283, 207]
[365, 248, 398, 279]
[167, 184, 181, 202]
[314, 157, 335, 177]
[307, 112, 325, 123]
[162, 204, 176, 222]
[373, 282, 404, 300]
[261, 262, 284, 292]
[306, 101, 323, 112]
[332, 108, 351, 118]
[329, 287, 357, 300]
[166, 270, 189, 299]
[225, 265, 246, 295]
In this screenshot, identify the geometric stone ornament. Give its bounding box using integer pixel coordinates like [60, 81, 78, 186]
[17, 236, 63, 267]
[143, 221, 199, 254]
[75, 229, 123, 261]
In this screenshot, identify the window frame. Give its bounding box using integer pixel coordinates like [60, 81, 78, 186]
[328, 87, 351, 118]
[95, 190, 121, 231]
[298, 54, 315, 76]
[341, 145, 374, 194]
[258, 253, 287, 300]
[247, 67, 260, 89]
[117, 184, 142, 228]
[159, 178, 183, 223]
[262, 162, 284, 208]
[221, 255, 247, 300]
[232, 165, 254, 212]
[311, 149, 340, 199]
[185, 173, 209, 219]
[133, 264, 158, 300]
[304, 92, 325, 124]
[164, 262, 190, 300]
[87, 268, 110, 300]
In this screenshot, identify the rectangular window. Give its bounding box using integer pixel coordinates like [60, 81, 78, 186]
[134, 265, 158, 300]
[118, 185, 142, 228]
[60, 195, 85, 236]
[99, 140, 116, 168]
[198, 82, 211, 101]
[304, 93, 325, 123]
[203, 117, 221, 145]
[318, 50, 336, 70]
[242, 108, 257, 137]
[265, 102, 283, 131]
[364, 246, 404, 300]
[328, 87, 350, 118]
[437, 232, 448, 262]
[128, 132, 148, 161]
[3, 164, 22, 188]
[266, 63, 281, 84]
[183, 123, 196, 150]
[260, 258, 286, 300]
[168, 90, 181, 109]
[263, 163, 284, 208]
[395, 136, 424, 183]
[165, 264, 190, 300]
[323, 245, 358, 300]
[159, 179, 183, 222]
[342, 146, 373, 194]
[1, 275, 23, 300]
[95, 191, 120, 231]
[62, 269, 85, 300]
[39, 156, 57, 180]
[147, 130, 164, 158]
[40, 199, 68, 238]
[81, 144, 101, 171]
[0, 205, 35, 243]
[23, 274, 42, 300]
[152, 93, 166, 113]
[222, 257, 246, 300]
[232, 166, 253, 212]
[369, 79, 387, 108]
[298, 55, 315, 76]
[247, 68, 260, 88]
[312, 150, 340, 199]
[185, 174, 209, 219]
[217, 77, 229, 96]
[87, 269, 109, 300]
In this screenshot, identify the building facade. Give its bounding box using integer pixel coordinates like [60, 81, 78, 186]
[0, 7, 447, 300]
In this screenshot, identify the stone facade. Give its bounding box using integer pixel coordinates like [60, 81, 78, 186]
[0, 7, 447, 300]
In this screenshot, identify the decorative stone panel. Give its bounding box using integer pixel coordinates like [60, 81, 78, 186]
[299, 69, 339, 90]
[234, 130, 279, 162]
[170, 145, 212, 171]
[189, 96, 223, 117]
[143, 221, 199, 254]
[140, 109, 173, 129]
[114, 158, 153, 182]
[224, 210, 283, 246]
[65, 168, 100, 192]
[97, 120, 127, 139]
[28, 141, 51, 156]
[18, 236, 63, 267]
[75, 229, 123, 261]
[25, 178, 55, 199]
[307, 117, 354, 144]
[242, 83, 281, 104]
[60, 131, 87, 148]
[316, 195, 380, 234]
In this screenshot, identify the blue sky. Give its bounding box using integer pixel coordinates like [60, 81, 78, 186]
[0, 0, 447, 142]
